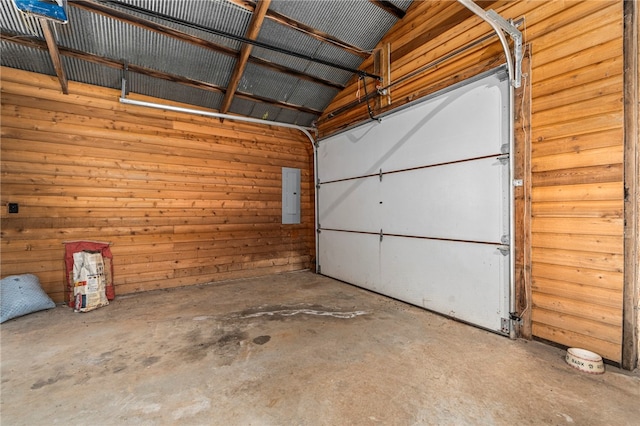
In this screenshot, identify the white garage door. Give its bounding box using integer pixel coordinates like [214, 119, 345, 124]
[317, 69, 511, 334]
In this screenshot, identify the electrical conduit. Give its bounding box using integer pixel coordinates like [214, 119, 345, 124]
[118, 96, 320, 274]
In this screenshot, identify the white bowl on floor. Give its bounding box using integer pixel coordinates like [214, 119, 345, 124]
[565, 347, 605, 374]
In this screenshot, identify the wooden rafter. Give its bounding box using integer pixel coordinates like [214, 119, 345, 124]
[39, 18, 68, 94]
[71, 0, 345, 91]
[225, 0, 370, 59]
[0, 30, 323, 116]
[220, 0, 271, 115]
[369, 0, 406, 19]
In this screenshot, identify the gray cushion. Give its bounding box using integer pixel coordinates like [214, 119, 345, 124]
[1, 274, 56, 323]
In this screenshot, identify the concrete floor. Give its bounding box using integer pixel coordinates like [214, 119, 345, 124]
[1, 271, 638, 425]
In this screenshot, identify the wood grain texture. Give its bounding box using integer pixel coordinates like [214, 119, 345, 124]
[318, 0, 626, 362]
[528, 0, 625, 362]
[2, 0, 630, 364]
[1, 67, 314, 302]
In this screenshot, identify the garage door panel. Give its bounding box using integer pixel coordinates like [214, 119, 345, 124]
[318, 230, 380, 289]
[380, 237, 509, 332]
[318, 178, 380, 232]
[318, 121, 382, 182]
[318, 72, 508, 182]
[317, 69, 511, 335]
[381, 157, 508, 242]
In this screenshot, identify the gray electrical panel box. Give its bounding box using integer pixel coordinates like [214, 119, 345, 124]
[282, 167, 301, 224]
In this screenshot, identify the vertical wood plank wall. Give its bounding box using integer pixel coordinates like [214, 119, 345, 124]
[1, 67, 314, 302]
[319, 1, 626, 362]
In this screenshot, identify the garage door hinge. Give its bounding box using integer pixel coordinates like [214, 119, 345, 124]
[501, 317, 511, 334]
[497, 154, 509, 164]
[380, 229, 384, 242]
[497, 245, 509, 255]
[379, 168, 383, 181]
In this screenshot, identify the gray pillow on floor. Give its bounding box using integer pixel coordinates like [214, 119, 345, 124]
[0, 274, 56, 323]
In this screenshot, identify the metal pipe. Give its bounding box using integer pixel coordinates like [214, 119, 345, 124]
[314, 142, 320, 273]
[120, 97, 316, 134]
[506, 82, 516, 340]
[118, 96, 320, 274]
[457, 0, 517, 339]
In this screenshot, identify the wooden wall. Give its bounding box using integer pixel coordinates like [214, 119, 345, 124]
[528, 1, 624, 364]
[319, 1, 627, 363]
[1, 67, 314, 303]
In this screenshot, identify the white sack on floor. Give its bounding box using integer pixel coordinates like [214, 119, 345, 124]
[73, 251, 109, 312]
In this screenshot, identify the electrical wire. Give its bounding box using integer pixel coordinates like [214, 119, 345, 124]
[361, 75, 379, 122]
[220, 0, 378, 55]
[94, 0, 381, 80]
[282, 22, 377, 55]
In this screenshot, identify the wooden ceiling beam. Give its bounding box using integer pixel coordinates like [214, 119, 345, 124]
[391, 0, 504, 62]
[39, 18, 68, 94]
[0, 30, 322, 116]
[369, 0, 406, 19]
[220, 0, 271, 115]
[225, 0, 370, 59]
[71, 0, 344, 91]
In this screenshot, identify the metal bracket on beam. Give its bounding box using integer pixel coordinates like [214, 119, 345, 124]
[485, 10, 523, 88]
[457, 0, 523, 88]
[121, 60, 129, 98]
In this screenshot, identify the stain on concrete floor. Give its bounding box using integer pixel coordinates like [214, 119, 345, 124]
[1, 271, 638, 425]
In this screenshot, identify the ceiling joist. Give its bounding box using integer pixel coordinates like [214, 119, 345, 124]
[90, 0, 380, 79]
[0, 30, 323, 116]
[369, 0, 406, 19]
[225, 0, 370, 59]
[220, 0, 271, 115]
[71, 0, 346, 91]
[39, 18, 68, 94]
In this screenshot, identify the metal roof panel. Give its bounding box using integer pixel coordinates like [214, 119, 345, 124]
[0, 0, 43, 37]
[0, 41, 53, 75]
[1, 0, 413, 126]
[61, 55, 122, 88]
[128, 72, 224, 111]
[268, 0, 406, 50]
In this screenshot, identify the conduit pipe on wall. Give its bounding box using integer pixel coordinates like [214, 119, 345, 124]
[118, 96, 320, 274]
[457, 0, 520, 339]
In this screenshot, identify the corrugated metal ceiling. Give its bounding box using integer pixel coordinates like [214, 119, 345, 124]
[0, 0, 413, 127]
